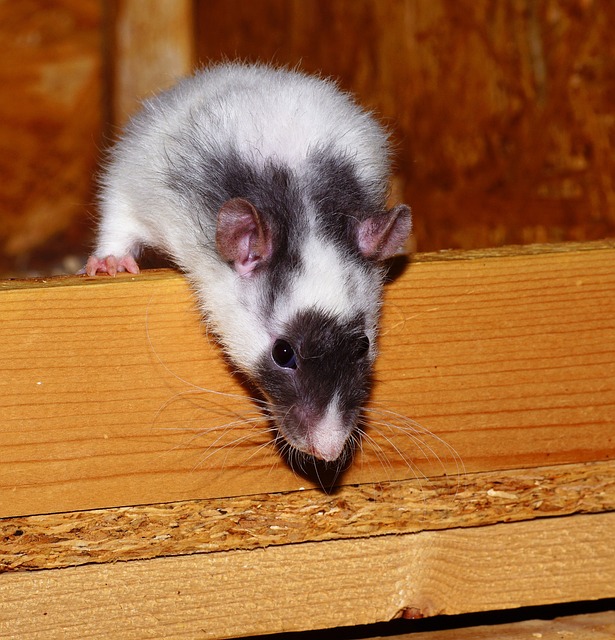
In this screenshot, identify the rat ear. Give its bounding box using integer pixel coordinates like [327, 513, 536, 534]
[216, 198, 272, 276]
[357, 204, 412, 260]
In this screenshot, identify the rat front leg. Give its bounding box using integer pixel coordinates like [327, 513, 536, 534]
[84, 200, 149, 276]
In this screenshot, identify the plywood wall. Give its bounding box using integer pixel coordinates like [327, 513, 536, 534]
[197, 0, 615, 251]
[0, 0, 613, 275]
[0, 0, 193, 276]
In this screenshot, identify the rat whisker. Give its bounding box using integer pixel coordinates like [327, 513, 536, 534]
[366, 404, 465, 472]
[363, 421, 430, 485]
[368, 417, 444, 473]
[355, 427, 396, 476]
[243, 431, 280, 466]
[362, 406, 465, 497]
[155, 414, 263, 437]
[193, 425, 271, 471]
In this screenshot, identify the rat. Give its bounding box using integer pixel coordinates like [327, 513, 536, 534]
[86, 62, 411, 464]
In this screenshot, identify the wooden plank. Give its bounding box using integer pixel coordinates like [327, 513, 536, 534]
[0, 513, 613, 639]
[385, 610, 615, 640]
[0, 243, 614, 517]
[111, 0, 195, 124]
[2, 459, 613, 572]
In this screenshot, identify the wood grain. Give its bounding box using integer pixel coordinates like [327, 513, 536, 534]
[2, 459, 613, 573]
[111, 0, 195, 124]
[0, 513, 613, 639]
[0, 0, 103, 274]
[0, 243, 613, 517]
[3, 1, 615, 279]
[197, 0, 615, 251]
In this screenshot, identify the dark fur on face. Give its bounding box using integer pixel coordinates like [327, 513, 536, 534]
[255, 308, 373, 454]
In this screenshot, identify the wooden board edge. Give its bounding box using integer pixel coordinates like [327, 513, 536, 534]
[2, 240, 613, 516]
[412, 238, 615, 263]
[3, 239, 614, 290]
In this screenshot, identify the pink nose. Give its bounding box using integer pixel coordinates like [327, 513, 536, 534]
[307, 422, 348, 462]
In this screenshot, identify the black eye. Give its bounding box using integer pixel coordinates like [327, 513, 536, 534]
[356, 334, 370, 359]
[272, 339, 297, 369]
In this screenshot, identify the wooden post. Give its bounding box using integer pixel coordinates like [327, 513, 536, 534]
[110, 0, 195, 125]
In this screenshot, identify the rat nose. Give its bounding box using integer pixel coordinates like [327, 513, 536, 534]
[305, 406, 349, 462]
[283, 402, 349, 462]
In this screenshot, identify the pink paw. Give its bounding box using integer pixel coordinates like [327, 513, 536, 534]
[84, 255, 140, 277]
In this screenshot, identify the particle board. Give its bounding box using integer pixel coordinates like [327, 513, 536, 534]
[2, 459, 613, 573]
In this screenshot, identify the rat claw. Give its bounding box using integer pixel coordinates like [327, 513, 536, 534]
[105, 255, 119, 276]
[84, 255, 140, 276]
[84, 256, 105, 276]
[118, 255, 140, 275]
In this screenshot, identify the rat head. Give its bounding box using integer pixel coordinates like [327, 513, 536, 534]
[213, 194, 411, 463]
[255, 308, 374, 462]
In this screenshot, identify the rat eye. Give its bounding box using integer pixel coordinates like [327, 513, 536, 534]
[356, 334, 370, 359]
[272, 339, 297, 369]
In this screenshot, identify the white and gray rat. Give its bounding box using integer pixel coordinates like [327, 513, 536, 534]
[86, 62, 411, 463]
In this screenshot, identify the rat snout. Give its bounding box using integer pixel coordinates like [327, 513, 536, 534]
[284, 402, 351, 462]
[306, 425, 348, 462]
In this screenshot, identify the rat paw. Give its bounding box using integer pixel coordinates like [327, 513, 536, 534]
[84, 255, 140, 277]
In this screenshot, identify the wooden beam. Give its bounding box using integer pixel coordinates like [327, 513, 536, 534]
[1, 242, 614, 518]
[110, 0, 195, 124]
[1, 513, 613, 639]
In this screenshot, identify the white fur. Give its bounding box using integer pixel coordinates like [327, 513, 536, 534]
[189, 261, 272, 370]
[273, 233, 382, 338]
[94, 63, 391, 371]
[307, 395, 348, 462]
[166, 64, 389, 183]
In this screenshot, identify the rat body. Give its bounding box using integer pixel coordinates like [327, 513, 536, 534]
[87, 63, 411, 463]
